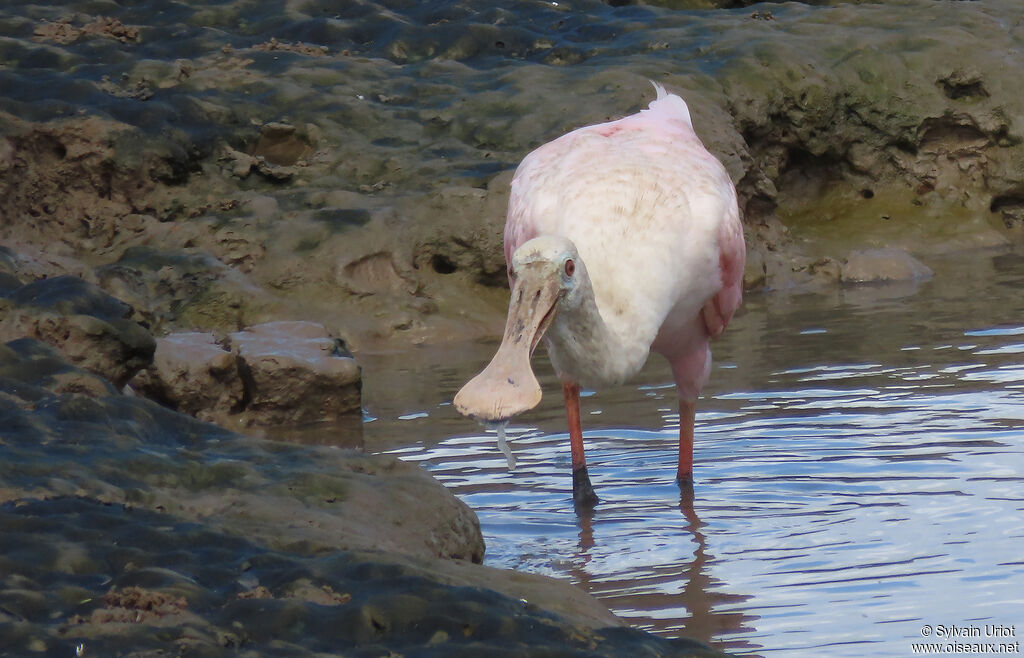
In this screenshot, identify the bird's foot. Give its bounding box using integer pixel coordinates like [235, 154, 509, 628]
[676, 474, 695, 508]
[572, 467, 599, 508]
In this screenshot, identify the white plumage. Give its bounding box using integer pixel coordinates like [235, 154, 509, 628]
[456, 83, 745, 504]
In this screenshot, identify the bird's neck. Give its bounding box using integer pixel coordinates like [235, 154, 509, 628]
[543, 269, 651, 388]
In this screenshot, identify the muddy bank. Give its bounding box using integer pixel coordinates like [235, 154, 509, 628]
[2, 0, 1021, 347]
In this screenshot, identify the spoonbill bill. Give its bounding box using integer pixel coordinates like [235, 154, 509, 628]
[454, 83, 745, 506]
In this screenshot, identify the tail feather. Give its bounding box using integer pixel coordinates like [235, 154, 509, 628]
[647, 80, 692, 128]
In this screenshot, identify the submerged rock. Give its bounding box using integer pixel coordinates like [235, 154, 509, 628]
[841, 248, 934, 284]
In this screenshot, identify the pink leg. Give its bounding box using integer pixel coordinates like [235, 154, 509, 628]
[564, 381, 598, 507]
[677, 399, 696, 486]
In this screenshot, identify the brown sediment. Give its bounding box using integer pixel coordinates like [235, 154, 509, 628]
[34, 16, 140, 45]
[253, 38, 329, 57]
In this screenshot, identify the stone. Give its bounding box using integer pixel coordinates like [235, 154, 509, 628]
[0, 342, 477, 564]
[841, 248, 934, 284]
[229, 321, 361, 425]
[0, 276, 155, 387]
[0, 338, 117, 398]
[129, 332, 244, 422]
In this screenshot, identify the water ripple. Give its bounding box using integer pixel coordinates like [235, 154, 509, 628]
[380, 254, 1024, 656]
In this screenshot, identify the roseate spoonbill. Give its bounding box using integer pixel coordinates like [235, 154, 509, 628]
[454, 83, 744, 506]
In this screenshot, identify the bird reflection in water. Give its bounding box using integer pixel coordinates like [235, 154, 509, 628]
[568, 484, 760, 653]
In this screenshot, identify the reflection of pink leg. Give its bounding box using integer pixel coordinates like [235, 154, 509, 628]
[677, 399, 696, 486]
[564, 381, 598, 507]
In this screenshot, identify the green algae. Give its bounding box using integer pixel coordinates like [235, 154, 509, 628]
[278, 472, 351, 506]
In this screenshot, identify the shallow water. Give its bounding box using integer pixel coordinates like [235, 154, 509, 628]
[370, 251, 1024, 656]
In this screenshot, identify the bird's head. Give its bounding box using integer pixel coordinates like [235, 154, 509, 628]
[454, 235, 582, 422]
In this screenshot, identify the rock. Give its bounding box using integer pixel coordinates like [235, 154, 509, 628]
[0, 275, 155, 387]
[0, 111, 188, 257]
[131, 323, 362, 428]
[337, 249, 419, 297]
[841, 248, 934, 284]
[229, 321, 361, 425]
[253, 122, 312, 166]
[0, 498, 722, 656]
[0, 344, 714, 657]
[33, 15, 140, 45]
[211, 226, 266, 272]
[95, 246, 274, 334]
[0, 339, 474, 563]
[129, 332, 244, 422]
[222, 145, 258, 178]
[0, 240, 94, 284]
[0, 338, 117, 398]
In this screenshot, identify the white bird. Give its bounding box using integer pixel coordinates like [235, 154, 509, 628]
[454, 83, 745, 506]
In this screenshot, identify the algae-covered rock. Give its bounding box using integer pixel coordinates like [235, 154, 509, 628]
[0, 497, 724, 656]
[0, 338, 469, 562]
[0, 340, 724, 656]
[0, 275, 155, 387]
[0, 338, 117, 398]
[5, 0, 1024, 341]
[95, 245, 272, 334]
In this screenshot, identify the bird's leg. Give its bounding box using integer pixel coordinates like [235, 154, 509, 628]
[564, 381, 599, 507]
[676, 399, 697, 486]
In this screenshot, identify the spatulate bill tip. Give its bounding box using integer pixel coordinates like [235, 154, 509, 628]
[453, 367, 542, 423]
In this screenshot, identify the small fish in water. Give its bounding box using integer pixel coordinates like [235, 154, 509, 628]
[487, 420, 515, 470]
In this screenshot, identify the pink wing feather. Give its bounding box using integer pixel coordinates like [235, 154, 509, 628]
[702, 207, 745, 339]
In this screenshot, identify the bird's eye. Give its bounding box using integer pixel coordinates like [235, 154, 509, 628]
[564, 259, 575, 277]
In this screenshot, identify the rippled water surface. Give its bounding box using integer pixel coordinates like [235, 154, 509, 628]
[366, 252, 1024, 656]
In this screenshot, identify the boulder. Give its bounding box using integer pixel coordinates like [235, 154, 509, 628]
[129, 332, 244, 422]
[131, 322, 362, 427]
[229, 321, 361, 425]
